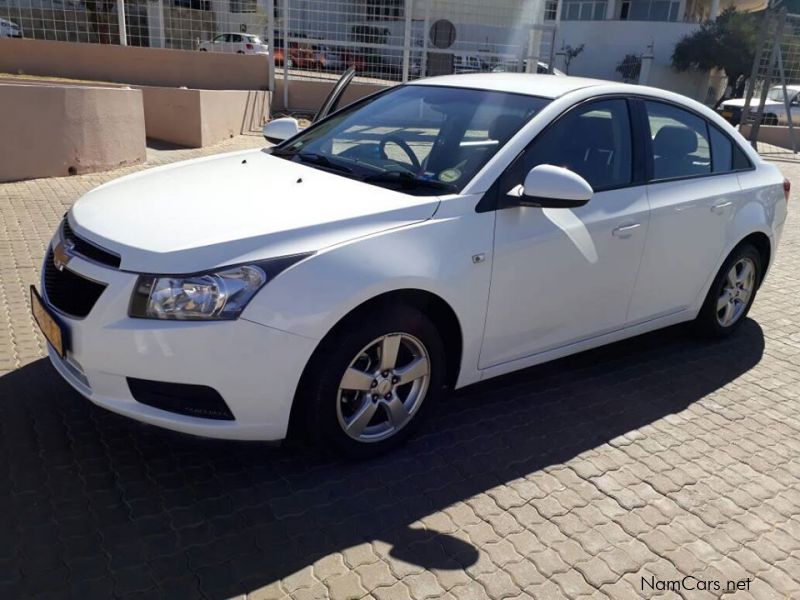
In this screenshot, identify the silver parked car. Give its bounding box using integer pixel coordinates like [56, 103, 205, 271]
[0, 18, 22, 38]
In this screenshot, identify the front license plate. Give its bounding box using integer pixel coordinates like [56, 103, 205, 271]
[30, 286, 67, 357]
[722, 111, 733, 119]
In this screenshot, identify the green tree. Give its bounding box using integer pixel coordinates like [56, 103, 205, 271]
[672, 7, 758, 105]
[563, 43, 585, 75]
[616, 54, 642, 83]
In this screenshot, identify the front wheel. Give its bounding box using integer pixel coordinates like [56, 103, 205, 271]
[695, 244, 762, 338]
[297, 304, 445, 457]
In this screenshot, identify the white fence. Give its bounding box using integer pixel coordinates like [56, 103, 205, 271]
[0, 0, 556, 88]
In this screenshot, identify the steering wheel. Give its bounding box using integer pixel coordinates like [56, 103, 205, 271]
[379, 136, 421, 173]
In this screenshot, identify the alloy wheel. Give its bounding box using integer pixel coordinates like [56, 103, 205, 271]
[336, 333, 430, 442]
[716, 257, 756, 327]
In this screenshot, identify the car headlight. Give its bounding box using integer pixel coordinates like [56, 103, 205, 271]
[129, 254, 311, 320]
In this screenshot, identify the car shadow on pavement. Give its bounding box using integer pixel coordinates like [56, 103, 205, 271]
[0, 319, 764, 598]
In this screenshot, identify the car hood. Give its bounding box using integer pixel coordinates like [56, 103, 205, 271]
[70, 148, 440, 273]
[722, 98, 782, 109]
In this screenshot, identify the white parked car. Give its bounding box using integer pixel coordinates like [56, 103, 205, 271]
[454, 54, 482, 74]
[198, 33, 268, 55]
[32, 74, 788, 457]
[0, 17, 22, 38]
[719, 85, 800, 126]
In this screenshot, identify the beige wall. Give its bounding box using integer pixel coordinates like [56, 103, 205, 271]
[0, 83, 146, 182]
[0, 38, 271, 91]
[140, 87, 270, 147]
[739, 124, 800, 152]
[272, 78, 390, 113]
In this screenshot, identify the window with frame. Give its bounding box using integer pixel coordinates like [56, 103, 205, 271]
[366, 0, 403, 20]
[544, 0, 558, 20]
[561, 0, 607, 20]
[505, 98, 633, 192]
[644, 100, 711, 180]
[709, 124, 752, 173]
[230, 0, 256, 13]
[622, 0, 680, 20]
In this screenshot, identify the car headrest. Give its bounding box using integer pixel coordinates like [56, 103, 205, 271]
[489, 115, 525, 142]
[653, 125, 698, 158]
[578, 116, 614, 144]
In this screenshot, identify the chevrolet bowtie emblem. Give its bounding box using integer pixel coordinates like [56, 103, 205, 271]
[53, 239, 75, 271]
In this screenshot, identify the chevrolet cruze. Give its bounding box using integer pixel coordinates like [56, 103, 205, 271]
[32, 74, 788, 456]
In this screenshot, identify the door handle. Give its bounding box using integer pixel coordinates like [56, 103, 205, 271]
[612, 223, 641, 238]
[711, 201, 733, 214]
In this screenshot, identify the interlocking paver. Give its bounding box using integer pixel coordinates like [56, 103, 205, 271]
[1, 137, 800, 599]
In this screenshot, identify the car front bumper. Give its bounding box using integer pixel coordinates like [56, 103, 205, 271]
[40, 244, 318, 441]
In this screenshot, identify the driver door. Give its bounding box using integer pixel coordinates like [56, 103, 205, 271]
[480, 98, 650, 368]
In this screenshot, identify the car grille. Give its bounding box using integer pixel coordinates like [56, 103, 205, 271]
[127, 378, 235, 420]
[43, 249, 107, 318]
[62, 218, 121, 269]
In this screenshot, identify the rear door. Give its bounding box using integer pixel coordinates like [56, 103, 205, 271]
[627, 99, 745, 322]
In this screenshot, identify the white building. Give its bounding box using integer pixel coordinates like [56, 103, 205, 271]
[551, 0, 768, 100]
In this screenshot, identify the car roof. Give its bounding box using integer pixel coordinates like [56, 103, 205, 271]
[409, 73, 618, 99]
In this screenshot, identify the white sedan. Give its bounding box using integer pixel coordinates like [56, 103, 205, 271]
[0, 17, 22, 38]
[32, 74, 788, 457]
[198, 33, 268, 55]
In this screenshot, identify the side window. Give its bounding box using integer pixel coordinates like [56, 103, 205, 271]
[709, 125, 733, 173]
[733, 143, 752, 170]
[517, 99, 633, 191]
[644, 100, 710, 180]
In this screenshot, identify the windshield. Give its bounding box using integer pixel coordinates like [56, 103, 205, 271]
[272, 85, 549, 195]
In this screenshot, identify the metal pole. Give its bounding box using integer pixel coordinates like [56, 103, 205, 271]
[420, 0, 430, 78]
[282, 0, 289, 111]
[750, 12, 784, 149]
[740, 9, 771, 130]
[777, 50, 797, 153]
[157, 0, 165, 48]
[775, 12, 797, 153]
[117, 0, 127, 46]
[267, 0, 275, 92]
[401, 0, 412, 82]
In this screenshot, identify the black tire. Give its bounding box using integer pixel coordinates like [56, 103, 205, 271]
[763, 114, 779, 126]
[297, 304, 446, 458]
[694, 243, 762, 338]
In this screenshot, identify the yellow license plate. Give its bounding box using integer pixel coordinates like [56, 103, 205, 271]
[30, 286, 66, 357]
[722, 111, 733, 118]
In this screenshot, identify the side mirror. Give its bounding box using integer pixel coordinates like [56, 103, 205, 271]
[262, 117, 300, 144]
[511, 164, 593, 209]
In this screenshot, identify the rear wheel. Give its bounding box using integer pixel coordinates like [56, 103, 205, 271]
[298, 304, 445, 457]
[695, 244, 761, 338]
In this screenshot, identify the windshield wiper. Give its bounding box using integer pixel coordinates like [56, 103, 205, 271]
[295, 152, 353, 174]
[270, 149, 354, 174]
[362, 170, 457, 193]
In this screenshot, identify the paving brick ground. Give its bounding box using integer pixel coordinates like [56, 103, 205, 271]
[1, 136, 800, 599]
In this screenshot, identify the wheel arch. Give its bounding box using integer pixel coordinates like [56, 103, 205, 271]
[693, 228, 773, 315]
[735, 231, 771, 286]
[287, 288, 464, 437]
